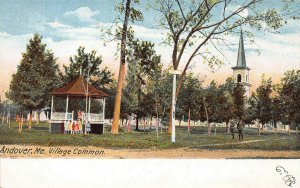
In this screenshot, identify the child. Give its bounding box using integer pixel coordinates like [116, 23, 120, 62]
[72, 122, 75, 134]
[68, 121, 73, 134]
[78, 119, 83, 134]
[75, 121, 79, 134]
[86, 121, 91, 134]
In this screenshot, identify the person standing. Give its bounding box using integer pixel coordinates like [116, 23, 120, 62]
[229, 119, 235, 139]
[78, 118, 83, 134]
[86, 121, 91, 134]
[237, 119, 244, 140]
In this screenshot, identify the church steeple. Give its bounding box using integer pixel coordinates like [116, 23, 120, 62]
[232, 30, 251, 98]
[233, 30, 250, 70]
[237, 30, 246, 67]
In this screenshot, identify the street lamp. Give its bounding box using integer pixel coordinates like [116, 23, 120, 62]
[169, 69, 181, 143]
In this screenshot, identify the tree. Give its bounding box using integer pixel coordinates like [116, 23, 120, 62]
[7, 33, 61, 129]
[111, 0, 143, 134]
[232, 83, 246, 121]
[148, 68, 173, 131]
[151, 0, 298, 132]
[217, 77, 235, 132]
[176, 73, 202, 127]
[249, 77, 273, 133]
[278, 70, 300, 129]
[202, 80, 219, 135]
[124, 39, 162, 130]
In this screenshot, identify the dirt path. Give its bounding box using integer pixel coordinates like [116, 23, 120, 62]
[1, 144, 299, 159]
[191, 137, 287, 148]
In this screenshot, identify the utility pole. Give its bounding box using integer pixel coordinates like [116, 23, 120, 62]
[170, 70, 181, 143]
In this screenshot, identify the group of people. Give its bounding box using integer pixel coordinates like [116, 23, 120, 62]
[230, 118, 244, 140]
[63, 120, 91, 134]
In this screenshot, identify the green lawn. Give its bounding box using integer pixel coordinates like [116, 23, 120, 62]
[0, 121, 299, 150]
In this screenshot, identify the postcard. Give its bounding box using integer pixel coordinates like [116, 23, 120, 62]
[0, 0, 299, 187]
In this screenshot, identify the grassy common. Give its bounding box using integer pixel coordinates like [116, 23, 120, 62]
[0, 121, 299, 150]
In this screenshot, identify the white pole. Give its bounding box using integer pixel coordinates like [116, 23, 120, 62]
[51, 96, 54, 120]
[102, 98, 105, 121]
[171, 73, 176, 143]
[65, 96, 69, 133]
[88, 97, 91, 120]
[66, 96, 69, 118]
[50, 96, 54, 133]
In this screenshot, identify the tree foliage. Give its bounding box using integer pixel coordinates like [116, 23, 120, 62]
[278, 70, 300, 127]
[7, 34, 61, 113]
[62, 46, 114, 89]
[123, 39, 162, 130]
[151, 0, 299, 132]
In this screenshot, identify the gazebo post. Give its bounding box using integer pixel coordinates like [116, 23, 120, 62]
[102, 98, 105, 121]
[65, 95, 69, 133]
[88, 96, 91, 122]
[50, 95, 54, 133]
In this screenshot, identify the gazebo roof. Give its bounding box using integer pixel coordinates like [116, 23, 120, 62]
[49, 76, 109, 98]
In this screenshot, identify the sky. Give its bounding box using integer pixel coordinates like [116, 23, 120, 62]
[0, 0, 299, 99]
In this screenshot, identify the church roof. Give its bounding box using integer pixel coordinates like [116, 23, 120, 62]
[232, 31, 250, 70]
[49, 76, 109, 98]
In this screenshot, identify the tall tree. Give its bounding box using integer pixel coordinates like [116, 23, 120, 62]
[250, 77, 273, 132]
[148, 68, 173, 129]
[202, 80, 219, 135]
[177, 73, 201, 126]
[217, 77, 235, 132]
[232, 83, 246, 121]
[278, 70, 300, 129]
[111, 0, 143, 134]
[125, 39, 162, 130]
[7, 33, 61, 129]
[152, 0, 299, 132]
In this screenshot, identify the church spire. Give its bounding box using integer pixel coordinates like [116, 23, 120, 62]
[236, 30, 247, 68]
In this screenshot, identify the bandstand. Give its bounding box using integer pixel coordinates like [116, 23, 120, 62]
[49, 76, 108, 134]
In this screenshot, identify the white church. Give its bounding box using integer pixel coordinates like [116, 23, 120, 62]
[232, 31, 251, 98]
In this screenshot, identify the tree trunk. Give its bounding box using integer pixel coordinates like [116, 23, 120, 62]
[155, 99, 159, 139]
[226, 120, 230, 133]
[28, 109, 32, 129]
[128, 115, 131, 133]
[111, 0, 131, 134]
[150, 114, 153, 130]
[188, 109, 190, 133]
[207, 122, 211, 135]
[203, 97, 210, 135]
[125, 119, 128, 128]
[36, 111, 40, 125]
[143, 117, 146, 133]
[135, 114, 139, 131]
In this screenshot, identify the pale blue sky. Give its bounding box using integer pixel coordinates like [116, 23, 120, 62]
[0, 0, 299, 96]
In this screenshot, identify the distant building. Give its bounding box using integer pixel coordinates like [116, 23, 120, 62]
[232, 31, 251, 98]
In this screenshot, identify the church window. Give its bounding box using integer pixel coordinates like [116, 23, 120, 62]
[237, 74, 242, 82]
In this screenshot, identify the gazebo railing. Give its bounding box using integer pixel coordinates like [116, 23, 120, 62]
[51, 112, 73, 121]
[82, 113, 104, 122]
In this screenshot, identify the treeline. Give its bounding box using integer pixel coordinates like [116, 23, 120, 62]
[2, 34, 300, 131]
